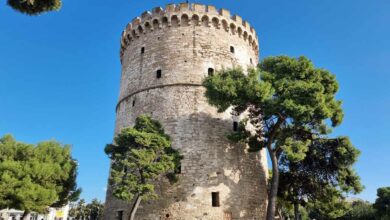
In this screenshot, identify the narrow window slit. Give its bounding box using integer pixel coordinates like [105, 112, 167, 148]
[233, 121, 238, 131]
[208, 68, 214, 76]
[212, 192, 220, 207]
[175, 165, 182, 174]
[141, 47, 145, 54]
[230, 46, 235, 53]
[156, 69, 162, 78]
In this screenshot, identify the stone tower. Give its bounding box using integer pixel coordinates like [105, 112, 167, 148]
[104, 3, 268, 220]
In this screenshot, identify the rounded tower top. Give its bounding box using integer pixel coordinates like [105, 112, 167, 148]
[119, 2, 259, 63]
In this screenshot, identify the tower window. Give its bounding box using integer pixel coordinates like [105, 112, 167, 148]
[156, 69, 162, 78]
[230, 46, 235, 53]
[208, 68, 214, 76]
[141, 47, 145, 54]
[175, 165, 182, 174]
[132, 99, 136, 107]
[212, 192, 220, 207]
[233, 121, 238, 131]
[116, 210, 123, 220]
[250, 58, 253, 64]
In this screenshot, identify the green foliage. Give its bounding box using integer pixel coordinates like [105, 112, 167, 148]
[105, 115, 182, 202]
[7, 0, 62, 15]
[374, 187, 390, 219]
[0, 135, 80, 213]
[203, 56, 359, 219]
[337, 200, 376, 220]
[306, 188, 351, 219]
[69, 199, 104, 220]
[203, 56, 344, 160]
[87, 199, 104, 220]
[278, 137, 362, 218]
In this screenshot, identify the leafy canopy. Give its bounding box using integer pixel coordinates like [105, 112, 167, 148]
[69, 199, 104, 220]
[373, 187, 390, 219]
[203, 56, 344, 153]
[7, 0, 62, 15]
[278, 137, 363, 218]
[203, 56, 352, 219]
[105, 115, 182, 202]
[337, 200, 376, 220]
[0, 135, 80, 213]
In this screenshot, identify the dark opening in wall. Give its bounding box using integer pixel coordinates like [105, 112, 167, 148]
[230, 46, 235, 53]
[212, 192, 220, 207]
[141, 47, 145, 54]
[116, 210, 123, 220]
[208, 68, 214, 76]
[250, 58, 253, 64]
[233, 121, 238, 131]
[156, 69, 162, 78]
[132, 99, 136, 107]
[175, 165, 181, 174]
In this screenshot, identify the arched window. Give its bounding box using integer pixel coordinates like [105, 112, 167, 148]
[208, 68, 214, 76]
[153, 19, 160, 29]
[181, 14, 190, 26]
[237, 27, 243, 37]
[201, 15, 209, 27]
[162, 17, 169, 27]
[230, 23, 236, 35]
[211, 17, 219, 28]
[192, 14, 200, 26]
[222, 20, 229, 31]
[144, 22, 151, 32]
[137, 25, 143, 34]
[156, 69, 162, 78]
[171, 15, 179, 27]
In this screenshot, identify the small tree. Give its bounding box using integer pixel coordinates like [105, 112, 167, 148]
[69, 199, 88, 220]
[105, 115, 182, 220]
[7, 0, 62, 15]
[203, 56, 346, 219]
[278, 137, 362, 219]
[87, 199, 104, 220]
[0, 135, 80, 219]
[374, 187, 390, 219]
[69, 199, 104, 220]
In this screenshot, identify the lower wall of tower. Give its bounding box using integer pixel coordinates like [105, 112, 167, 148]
[104, 86, 268, 220]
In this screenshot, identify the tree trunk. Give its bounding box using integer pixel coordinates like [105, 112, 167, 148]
[294, 202, 299, 220]
[266, 150, 280, 220]
[21, 211, 29, 220]
[129, 195, 142, 220]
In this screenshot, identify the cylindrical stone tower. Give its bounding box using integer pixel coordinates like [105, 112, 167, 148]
[104, 3, 268, 220]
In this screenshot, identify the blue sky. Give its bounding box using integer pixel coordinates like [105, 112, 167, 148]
[0, 0, 389, 203]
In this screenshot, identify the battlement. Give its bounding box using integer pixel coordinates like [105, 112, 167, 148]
[119, 3, 259, 62]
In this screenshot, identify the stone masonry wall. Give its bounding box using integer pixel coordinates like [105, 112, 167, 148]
[104, 3, 268, 220]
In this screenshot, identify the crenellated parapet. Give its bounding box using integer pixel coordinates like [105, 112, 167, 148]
[119, 3, 260, 62]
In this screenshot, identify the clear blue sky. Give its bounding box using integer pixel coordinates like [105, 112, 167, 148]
[0, 0, 389, 203]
